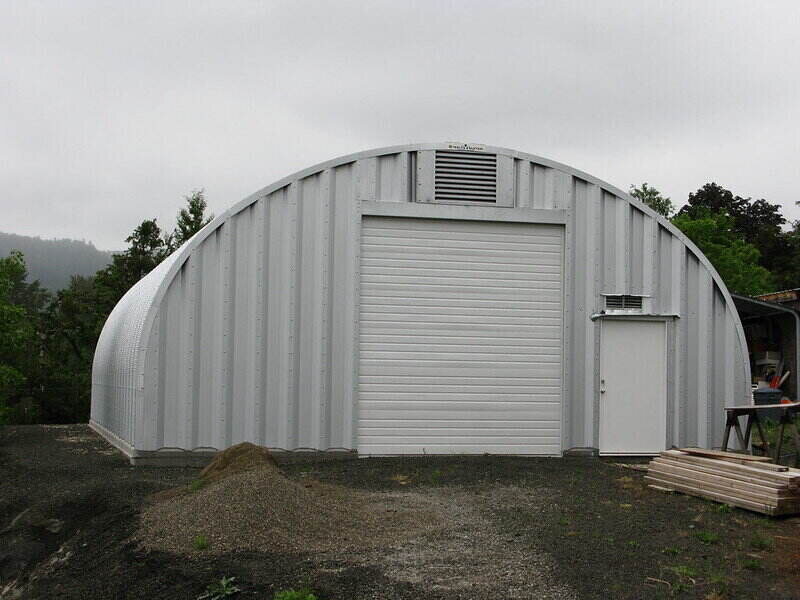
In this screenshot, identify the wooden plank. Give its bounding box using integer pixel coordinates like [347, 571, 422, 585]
[644, 474, 778, 515]
[661, 451, 797, 482]
[647, 468, 781, 506]
[651, 457, 790, 491]
[678, 447, 772, 462]
[647, 463, 793, 502]
[725, 402, 800, 410]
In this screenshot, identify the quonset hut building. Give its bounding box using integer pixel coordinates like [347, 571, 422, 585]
[91, 143, 751, 465]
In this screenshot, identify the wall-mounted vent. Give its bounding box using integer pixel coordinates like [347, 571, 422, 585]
[434, 150, 497, 203]
[605, 295, 644, 310]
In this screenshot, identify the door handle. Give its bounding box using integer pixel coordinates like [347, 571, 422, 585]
[600, 379, 606, 394]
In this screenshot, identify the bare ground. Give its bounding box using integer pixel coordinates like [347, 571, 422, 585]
[2, 425, 800, 599]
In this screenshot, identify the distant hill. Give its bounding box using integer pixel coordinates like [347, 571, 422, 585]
[0, 232, 114, 291]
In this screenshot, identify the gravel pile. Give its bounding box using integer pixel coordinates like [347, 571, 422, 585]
[137, 443, 439, 555]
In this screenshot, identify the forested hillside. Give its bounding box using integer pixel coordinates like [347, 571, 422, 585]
[0, 232, 113, 291]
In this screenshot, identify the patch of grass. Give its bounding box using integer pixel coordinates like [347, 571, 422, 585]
[428, 468, 443, 484]
[197, 576, 240, 599]
[188, 478, 206, 492]
[742, 558, 763, 571]
[662, 546, 680, 556]
[695, 531, 720, 545]
[716, 503, 732, 514]
[707, 572, 727, 586]
[749, 533, 774, 551]
[669, 565, 698, 579]
[273, 589, 318, 600]
[627, 540, 639, 549]
[193, 534, 210, 551]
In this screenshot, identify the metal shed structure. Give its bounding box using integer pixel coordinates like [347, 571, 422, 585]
[91, 142, 751, 464]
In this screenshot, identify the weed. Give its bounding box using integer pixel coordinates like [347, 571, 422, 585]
[193, 534, 210, 551]
[750, 533, 774, 551]
[558, 516, 570, 526]
[188, 479, 206, 492]
[672, 581, 690, 594]
[627, 540, 639, 548]
[716, 503, 732, 514]
[695, 531, 719, 545]
[662, 546, 680, 556]
[669, 565, 697, 579]
[742, 558, 762, 571]
[274, 589, 318, 600]
[707, 572, 727, 586]
[197, 576, 240, 599]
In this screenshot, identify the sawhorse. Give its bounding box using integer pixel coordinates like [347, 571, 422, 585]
[722, 403, 800, 465]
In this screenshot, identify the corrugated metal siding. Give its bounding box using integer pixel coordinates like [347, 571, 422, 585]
[140, 166, 359, 452]
[91, 143, 751, 457]
[358, 217, 563, 454]
[90, 250, 182, 447]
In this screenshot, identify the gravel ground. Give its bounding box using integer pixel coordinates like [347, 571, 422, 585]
[138, 467, 444, 555]
[348, 486, 576, 599]
[2, 425, 800, 599]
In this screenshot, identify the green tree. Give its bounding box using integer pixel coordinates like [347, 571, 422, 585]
[0, 252, 35, 423]
[170, 189, 214, 250]
[678, 183, 788, 281]
[630, 182, 674, 217]
[93, 218, 169, 314]
[3, 190, 215, 424]
[671, 209, 774, 295]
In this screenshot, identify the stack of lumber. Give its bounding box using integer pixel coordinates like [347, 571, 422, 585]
[646, 448, 800, 516]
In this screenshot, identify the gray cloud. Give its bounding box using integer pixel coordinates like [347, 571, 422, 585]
[2, 0, 799, 249]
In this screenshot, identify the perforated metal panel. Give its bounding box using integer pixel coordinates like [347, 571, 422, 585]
[358, 216, 564, 454]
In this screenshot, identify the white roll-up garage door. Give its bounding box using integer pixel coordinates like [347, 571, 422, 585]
[358, 216, 564, 455]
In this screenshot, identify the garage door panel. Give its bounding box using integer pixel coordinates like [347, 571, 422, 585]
[360, 296, 561, 310]
[361, 343, 559, 354]
[361, 226, 562, 243]
[361, 261, 562, 276]
[361, 444, 558, 454]
[360, 405, 562, 420]
[362, 249, 561, 266]
[360, 365, 561, 378]
[360, 325, 561, 338]
[360, 335, 562, 347]
[360, 419, 561, 429]
[361, 273, 563, 287]
[358, 216, 563, 455]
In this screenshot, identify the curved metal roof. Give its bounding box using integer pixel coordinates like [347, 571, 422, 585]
[92, 142, 751, 451]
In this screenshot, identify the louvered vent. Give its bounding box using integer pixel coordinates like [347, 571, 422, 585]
[605, 295, 644, 310]
[434, 150, 497, 203]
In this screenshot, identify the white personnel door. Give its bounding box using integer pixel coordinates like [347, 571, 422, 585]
[599, 319, 667, 455]
[358, 216, 564, 455]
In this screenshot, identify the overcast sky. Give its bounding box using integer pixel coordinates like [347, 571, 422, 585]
[2, 1, 799, 250]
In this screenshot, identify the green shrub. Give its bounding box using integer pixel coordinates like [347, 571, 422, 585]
[193, 534, 210, 551]
[273, 589, 318, 600]
[742, 558, 762, 570]
[750, 533, 774, 551]
[188, 479, 206, 492]
[197, 576, 240, 599]
[695, 531, 719, 545]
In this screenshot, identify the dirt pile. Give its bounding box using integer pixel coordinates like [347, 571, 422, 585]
[137, 444, 439, 555]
